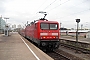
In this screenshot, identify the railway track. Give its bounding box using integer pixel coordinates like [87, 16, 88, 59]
[60, 39, 90, 54]
[46, 49, 84, 60]
[46, 50, 70, 60]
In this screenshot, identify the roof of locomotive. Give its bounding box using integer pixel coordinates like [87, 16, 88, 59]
[27, 19, 59, 27]
[36, 19, 59, 24]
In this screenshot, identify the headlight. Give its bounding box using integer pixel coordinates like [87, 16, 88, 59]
[42, 42, 46, 46]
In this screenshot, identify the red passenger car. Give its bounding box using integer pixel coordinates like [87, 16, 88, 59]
[24, 18, 60, 50]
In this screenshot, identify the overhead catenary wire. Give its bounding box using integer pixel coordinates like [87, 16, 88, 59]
[46, 0, 89, 13]
[29, 0, 60, 20]
[43, 0, 57, 11]
[30, 0, 90, 22]
[35, 0, 48, 13]
[56, 0, 90, 19]
[47, 0, 70, 12]
[58, 8, 90, 19]
[46, 0, 90, 19]
[29, 0, 48, 21]
[31, 0, 57, 20]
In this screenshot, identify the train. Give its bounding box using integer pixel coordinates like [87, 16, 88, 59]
[19, 14, 60, 50]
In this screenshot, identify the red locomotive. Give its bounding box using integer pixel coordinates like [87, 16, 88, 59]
[20, 14, 60, 50]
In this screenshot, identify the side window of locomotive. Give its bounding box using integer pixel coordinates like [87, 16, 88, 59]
[35, 23, 37, 28]
[40, 23, 49, 29]
[50, 24, 58, 29]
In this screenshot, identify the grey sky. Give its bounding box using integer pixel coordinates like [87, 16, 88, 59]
[0, 0, 6, 14]
[0, 0, 90, 29]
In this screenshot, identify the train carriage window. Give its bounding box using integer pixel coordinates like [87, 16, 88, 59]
[50, 24, 58, 29]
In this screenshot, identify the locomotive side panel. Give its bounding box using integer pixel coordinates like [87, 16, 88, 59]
[33, 23, 40, 44]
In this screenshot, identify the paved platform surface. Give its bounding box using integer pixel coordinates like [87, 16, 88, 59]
[61, 35, 90, 43]
[0, 32, 53, 60]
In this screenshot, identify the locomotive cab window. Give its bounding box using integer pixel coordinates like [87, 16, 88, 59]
[50, 24, 58, 29]
[40, 23, 49, 29]
[40, 23, 58, 30]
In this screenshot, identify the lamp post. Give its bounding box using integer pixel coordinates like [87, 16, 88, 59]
[0, 17, 1, 34]
[4, 17, 9, 36]
[4, 17, 9, 24]
[76, 19, 80, 53]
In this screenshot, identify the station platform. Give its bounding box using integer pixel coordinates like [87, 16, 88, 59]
[0, 32, 53, 60]
[61, 35, 90, 43]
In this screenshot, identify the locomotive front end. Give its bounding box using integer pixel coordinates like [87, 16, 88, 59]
[39, 21, 60, 50]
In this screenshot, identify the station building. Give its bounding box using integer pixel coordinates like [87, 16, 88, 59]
[0, 17, 6, 34]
